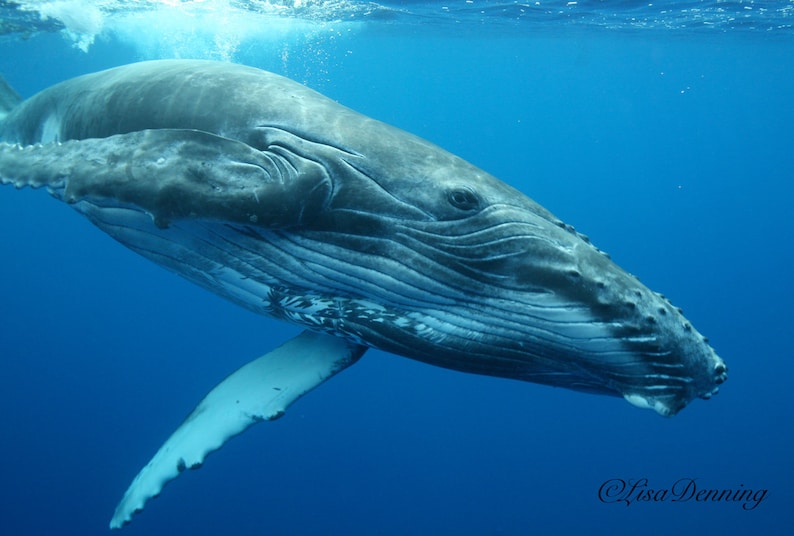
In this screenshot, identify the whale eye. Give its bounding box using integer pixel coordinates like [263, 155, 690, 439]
[447, 186, 480, 211]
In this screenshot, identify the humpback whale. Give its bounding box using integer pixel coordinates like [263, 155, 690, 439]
[0, 60, 727, 529]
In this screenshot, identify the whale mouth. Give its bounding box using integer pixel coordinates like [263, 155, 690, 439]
[615, 336, 727, 416]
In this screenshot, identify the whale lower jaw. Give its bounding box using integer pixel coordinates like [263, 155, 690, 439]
[71, 199, 722, 416]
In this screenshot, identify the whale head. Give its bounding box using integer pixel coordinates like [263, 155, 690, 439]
[267, 122, 728, 416]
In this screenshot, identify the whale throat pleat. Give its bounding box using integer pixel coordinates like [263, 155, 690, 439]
[77, 199, 684, 404]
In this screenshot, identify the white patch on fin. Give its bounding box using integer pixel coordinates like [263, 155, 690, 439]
[109, 330, 365, 529]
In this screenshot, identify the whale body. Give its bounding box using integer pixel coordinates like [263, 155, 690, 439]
[0, 61, 727, 528]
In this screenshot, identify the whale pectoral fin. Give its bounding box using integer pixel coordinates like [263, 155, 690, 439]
[0, 74, 22, 119]
[0, 129, 332, 228]
[109, 330, 365, 530]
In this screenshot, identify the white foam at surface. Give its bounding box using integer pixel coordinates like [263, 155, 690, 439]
[16, 0, 105, 51]
[110, 4, 325, 61]
[12, 0, 364, 58]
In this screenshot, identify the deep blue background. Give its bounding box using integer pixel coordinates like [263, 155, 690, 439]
[1, 19, 792, 536]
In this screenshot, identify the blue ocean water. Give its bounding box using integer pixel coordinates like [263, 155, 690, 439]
[0, 1, 792, 535]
